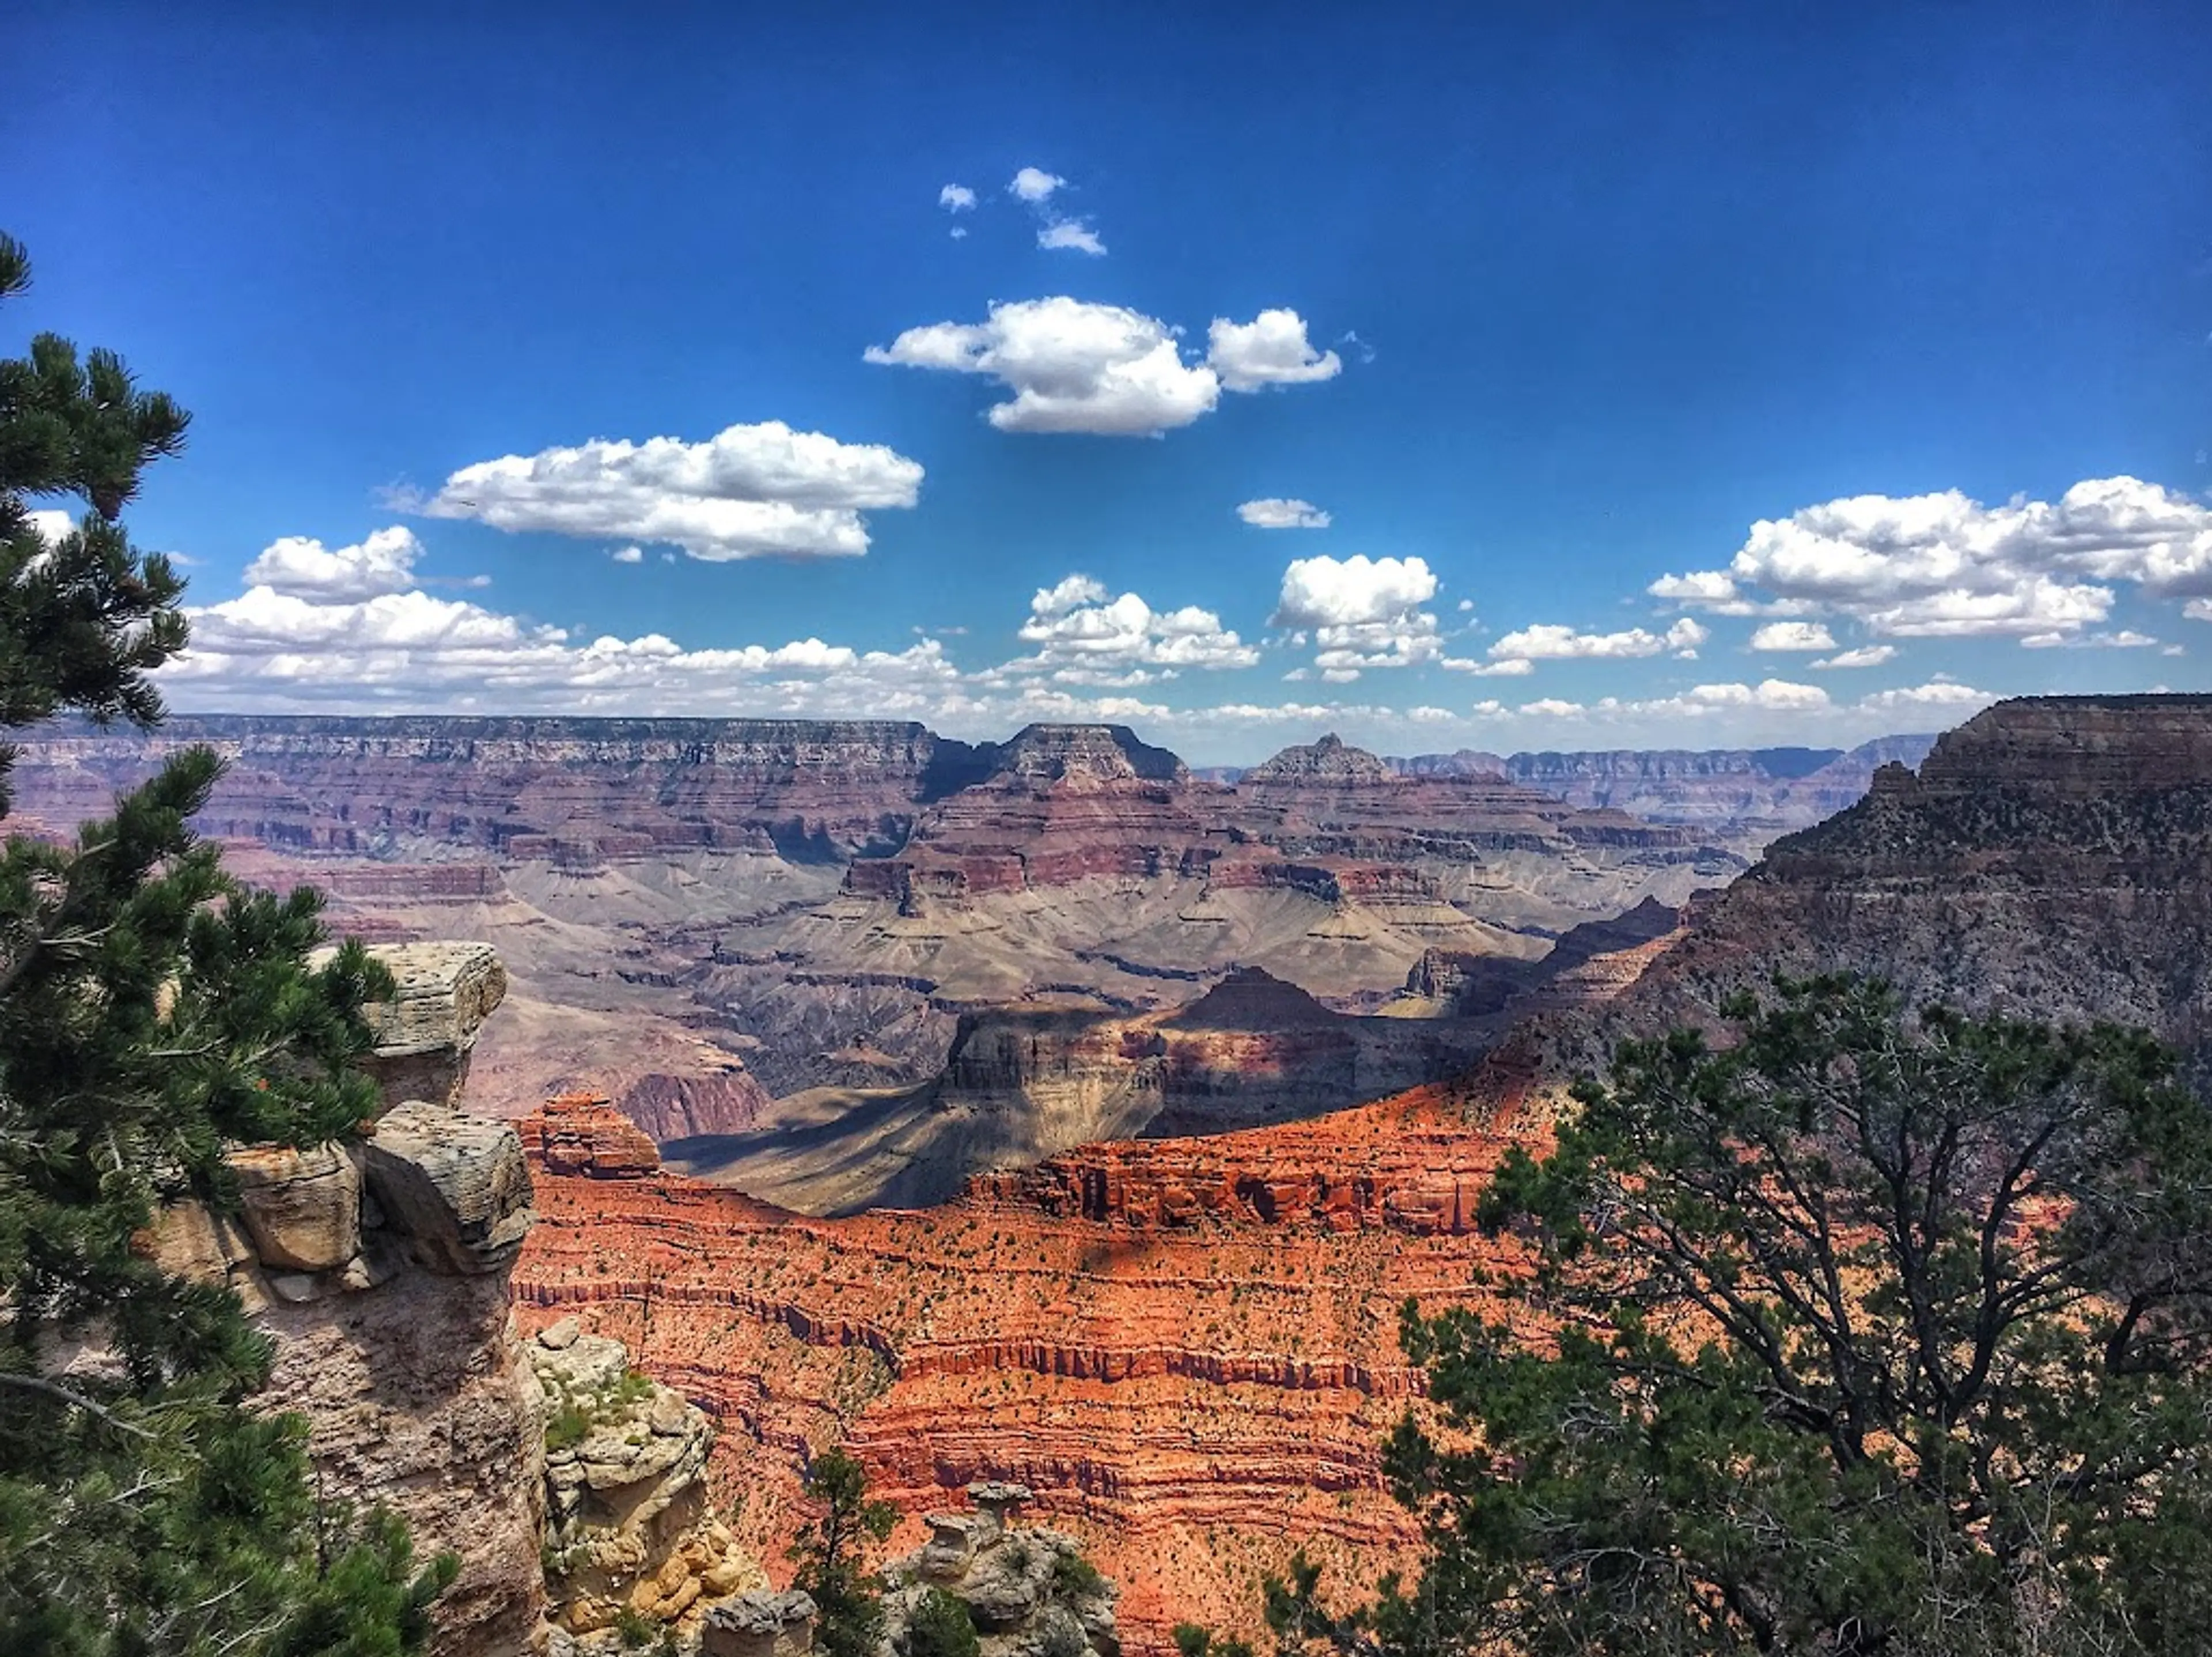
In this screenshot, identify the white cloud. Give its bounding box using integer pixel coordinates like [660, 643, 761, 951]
[1272, 554, 1437, 628]
[1011, 580, 1258, 677]
[26, 509, 74, 544]
[2020, 629, 2161, 650]
[1237, 498, 1331, 530]
[1009, 167, 1065, 203]
[867, 298, 1339, 437]
[611, 545, 644, 565]
[949, 227, 968, 240]
[1649, 569, 1740, 606]
[1810, 644, 1897, 670]
[1856, 681, 1998, 716]
[1030, 573, 1109, 616]
[1656, 478, 2212, 641]
[939, 184, 976, 211]
[1748, 621, 1838, 652]
[1037, 220, 1106, 256]
[416, 421, 923, 560]
[1206, 310, 1342, 391]
[1486, 618, 1709, 661]
[242, 525, 426, 600]
[1445, 656, 1535, 677]
[1272, 555, 1443, 679]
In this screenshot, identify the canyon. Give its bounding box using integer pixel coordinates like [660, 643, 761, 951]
[502, 695, 2212, 1652]
[7, 717, 1799, 1211]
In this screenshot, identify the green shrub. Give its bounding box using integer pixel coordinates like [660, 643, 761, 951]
[906, 1588, 979, 1657]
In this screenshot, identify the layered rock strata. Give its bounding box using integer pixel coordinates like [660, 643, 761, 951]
[533, 1318, 766, 1645]
[5, 720, 1767, 1151]
[513, 1089, 1540, 1651]
[514, 697, 2212, 1650]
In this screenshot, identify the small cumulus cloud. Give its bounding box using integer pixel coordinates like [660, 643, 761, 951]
[611, 545, 644, 564]
[1037, 219, 1106, 256]
[1207, 311, 1342, 391]
[1009, 167, 1065, 203]
[413, 421, 923, 561]
[1237, 498, 1331, 530]
[1810, 644, 1897, 670]
[243, 526, 429, 601]
[866, 298, 1339, 437]
[938, 184, 976, 211]
[1749, 621, 1838, 652]
[1274, 554, 1443, 678]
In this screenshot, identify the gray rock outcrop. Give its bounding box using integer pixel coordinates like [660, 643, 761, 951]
[361, 1099, 535, 1274]
[884, 1485, 1117, 1657]
[135, 941, 546, 1657]
[532, 1322, 764, 1643]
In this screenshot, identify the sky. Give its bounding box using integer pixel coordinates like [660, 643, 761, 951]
[7, 2, 2211, 763]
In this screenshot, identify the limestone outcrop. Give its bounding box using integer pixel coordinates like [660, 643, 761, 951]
[533, 1319, 764, 1645]
[361, 1098, 536, 1274]
[701, 1591, 819, 1657]
[884, 1483, 1119, 1657]
[139, 941, 546, 1656]
[350, 940, 509, 1107]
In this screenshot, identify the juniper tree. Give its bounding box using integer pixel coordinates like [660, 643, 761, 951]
[0, 231, 451, 1655]
[789, 1448, 899, 1657]
[1266, 977, 2212, 1657]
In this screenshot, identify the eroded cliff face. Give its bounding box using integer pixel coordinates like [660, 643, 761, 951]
[512, 697, 2212, 1651]
[4, 720, 1751, 1148]
[141, 942, 547, 1656]
[1568, 695, 2212, 1079]
[514, 1085, 1543, 1652]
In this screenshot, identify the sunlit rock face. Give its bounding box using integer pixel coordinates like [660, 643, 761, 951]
[135, 941, 546, 1657]
[514, 696, 2212, 1652]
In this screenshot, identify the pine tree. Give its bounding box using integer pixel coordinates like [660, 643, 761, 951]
[788, 1448, 898, 1657]
[0, 231, 453, 1655]
[1264, 977, 2212, 1657]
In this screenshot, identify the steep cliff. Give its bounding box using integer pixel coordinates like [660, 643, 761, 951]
[142, 942, 546, 1656]
[513, 695, 2212, 1651]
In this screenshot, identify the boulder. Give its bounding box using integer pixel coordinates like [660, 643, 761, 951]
[358, 1100, 533, 1275]
[228, 1143, 362, 1273]
[132, 1197, 255, 1285]
[343, 941, 507, 1112]
[703, 1590, 817, 1657]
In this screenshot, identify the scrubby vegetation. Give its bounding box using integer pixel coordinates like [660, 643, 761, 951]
[542, 1366, 657, 1451]
[1251, 977, 2212, 1656]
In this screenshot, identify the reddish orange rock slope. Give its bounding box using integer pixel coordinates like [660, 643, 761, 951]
[512, 1085, 1547, 1648]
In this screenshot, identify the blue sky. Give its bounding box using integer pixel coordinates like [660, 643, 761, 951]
[8, 2, 2210, 761]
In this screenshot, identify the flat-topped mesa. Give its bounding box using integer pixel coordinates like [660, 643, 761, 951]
[10, 714, 993, 860]
[1241, 732, 1399, 788]
[1909, 694, 2212, 798]
[982, 722, 1190, 788]
[1764, 694, 2212, 872]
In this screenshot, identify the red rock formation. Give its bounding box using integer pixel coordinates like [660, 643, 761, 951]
[513, 1085, 1552, 1652]
[510, 696, 2212, 1651]
[521, 1091, 665, 1177]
